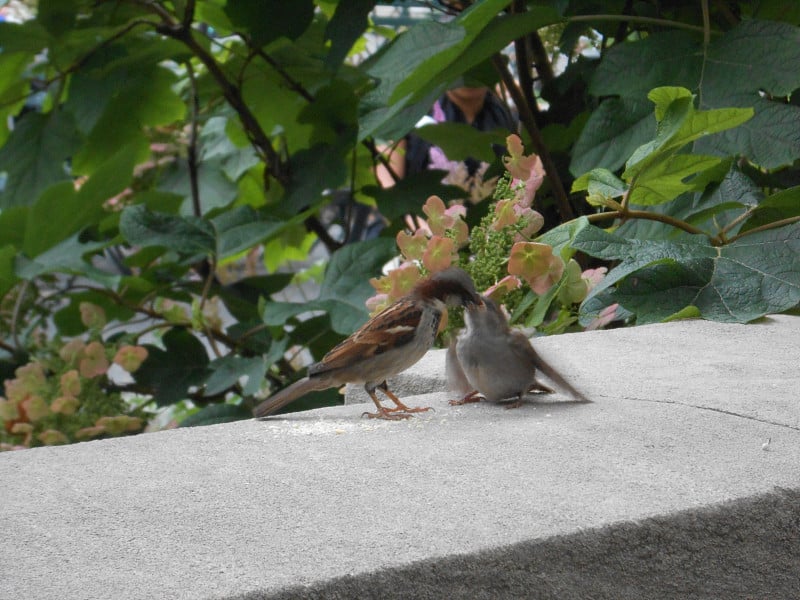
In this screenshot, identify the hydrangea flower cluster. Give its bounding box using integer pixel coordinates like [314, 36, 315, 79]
[0, 302, 148, 450]
[368, 134, 618, 333]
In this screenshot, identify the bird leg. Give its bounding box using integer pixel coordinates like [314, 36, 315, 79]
[360, 382, 430, 420]
[448, 390, 482, 406]
[377, 382, 432, 414]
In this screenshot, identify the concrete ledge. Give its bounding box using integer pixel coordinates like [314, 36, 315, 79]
[2, 316, 798, 599]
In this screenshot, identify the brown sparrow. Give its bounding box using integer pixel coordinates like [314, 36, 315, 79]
[254, 267, 482, 420]
[447, 295, 590, 406]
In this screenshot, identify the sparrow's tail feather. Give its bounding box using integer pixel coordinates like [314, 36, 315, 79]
[253, 377, 331, 418]
[530, 349, 591, 403]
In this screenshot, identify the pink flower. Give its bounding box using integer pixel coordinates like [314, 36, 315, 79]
[38, 430, 69, 446]
[396, 229, 429, 261]
[21, 395, 50, 422]
[586, 303, 619, 331]
[582, 267, 608, 292]
[385, 262, 422, 298]
[366, 293, 390, 315]
[503, 134, 541, 182]
[113, 346, 149, 373]
[428, 146, 460, 175]
[422, 236, 455, 272]
[484, 276, 522, 302]
[59, 339, 86, 365]
[514, 205, 544, 240]
[451, 217, 469, 247]
[79, 302, 107, 329]
[492, 199, 517, 230]
[51, 396, 80, 415]
[508, 242, 564, 295]
[514, 155, 546, 208]
[79, 342, 109, 378]
[60, 370, 81, 397]
[422, 195, 455, 236]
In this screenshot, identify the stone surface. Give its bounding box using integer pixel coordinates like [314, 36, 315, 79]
[1, 315, 798, 600]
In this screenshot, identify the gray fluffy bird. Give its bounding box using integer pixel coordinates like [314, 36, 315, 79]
[447, 295, 589, 406]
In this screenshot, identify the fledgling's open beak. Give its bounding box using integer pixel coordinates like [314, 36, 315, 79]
[466, 294, 486, 310]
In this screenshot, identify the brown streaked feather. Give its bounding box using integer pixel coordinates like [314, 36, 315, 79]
[310, 300, 423, 375]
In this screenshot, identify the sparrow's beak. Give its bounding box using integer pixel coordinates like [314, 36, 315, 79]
[467, 294, 486, 310]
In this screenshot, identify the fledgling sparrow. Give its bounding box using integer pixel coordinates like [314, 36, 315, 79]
[447, 295, 590, 406]
[254, 267, 482, 420]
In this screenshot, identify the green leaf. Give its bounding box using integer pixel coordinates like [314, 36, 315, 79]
[535, 216, 589, 262]
[119, 205, 216, 259]
[570, 97, 655, 176]
[284, 141, 350, 213]
[15, 232, 109, 278]
[582, 22, 800, 170]
[224, 0, 314, 47]
[627, 154, 725, 206]
[262, 238, 398, 335]
[324, 0, 376, 70]
[571, 168, 626, 197]
[23, 144, 136, 257]
[390, 0, 512, 104]
[178, 403, 253, 427]
[367, 171, 467, 222]
[72, 66, 185, 174]
[211, 206, 285, 259]
[590, 30, 700, 99]
[573, 223, 800, 323]
[622, 89, 752, 183]
[414, 123, 507, 162]
[0, 21, 51, 54]
[204, 355, 266, 397]
[0, 245, 17, 298]
[0, 52, 32, 146]
[135, 329, 210, 406]
[359, 21, 464, 140]
[525, 279, 562, 328]
[0, 111, 83, 208]
[740, 187, 800, 233]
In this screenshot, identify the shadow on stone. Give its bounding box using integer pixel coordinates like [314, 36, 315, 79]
[238, 487, 800, 600]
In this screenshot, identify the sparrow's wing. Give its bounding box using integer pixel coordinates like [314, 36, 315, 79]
[507, 330, 541, 367]
[310, 300, 424, 375]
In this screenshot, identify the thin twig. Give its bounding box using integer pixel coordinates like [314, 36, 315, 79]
[185, 60, 202, 218]
[726, 216, 800, 244]
[701, 0, 711, 46]
[491, 54, 575, 222]
[10, 280, 30, 350]
[587, 209, 709, 238]
[569, 14, 711, 34]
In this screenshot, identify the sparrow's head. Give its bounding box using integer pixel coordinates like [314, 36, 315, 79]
[416, 267, 482, 308]
[464, 294, 508, 330]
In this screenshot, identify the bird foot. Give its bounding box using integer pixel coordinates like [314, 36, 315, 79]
[361, 408, 414, 420]
[503, 400, 524, 410]
[391, 404, 433, 414]
[449, 391, 482, 406]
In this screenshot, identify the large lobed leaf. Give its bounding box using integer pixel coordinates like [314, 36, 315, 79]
[573, 223, 800, 323]
[572, 20, 800, 174]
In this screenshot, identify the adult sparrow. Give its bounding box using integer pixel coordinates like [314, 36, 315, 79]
[254, 267, 482, 420]
[447, 295, 589, 406]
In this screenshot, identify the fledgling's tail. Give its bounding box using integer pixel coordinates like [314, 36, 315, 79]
[253, 377, 330, 418]
[530, 348, 591, 403]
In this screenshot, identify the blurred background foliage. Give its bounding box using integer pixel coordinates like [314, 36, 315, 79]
[0, 0, 798, 446]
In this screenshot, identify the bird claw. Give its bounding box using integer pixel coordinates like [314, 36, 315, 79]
[361, 409, 413, 421]
[449, 391, 482, 406]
